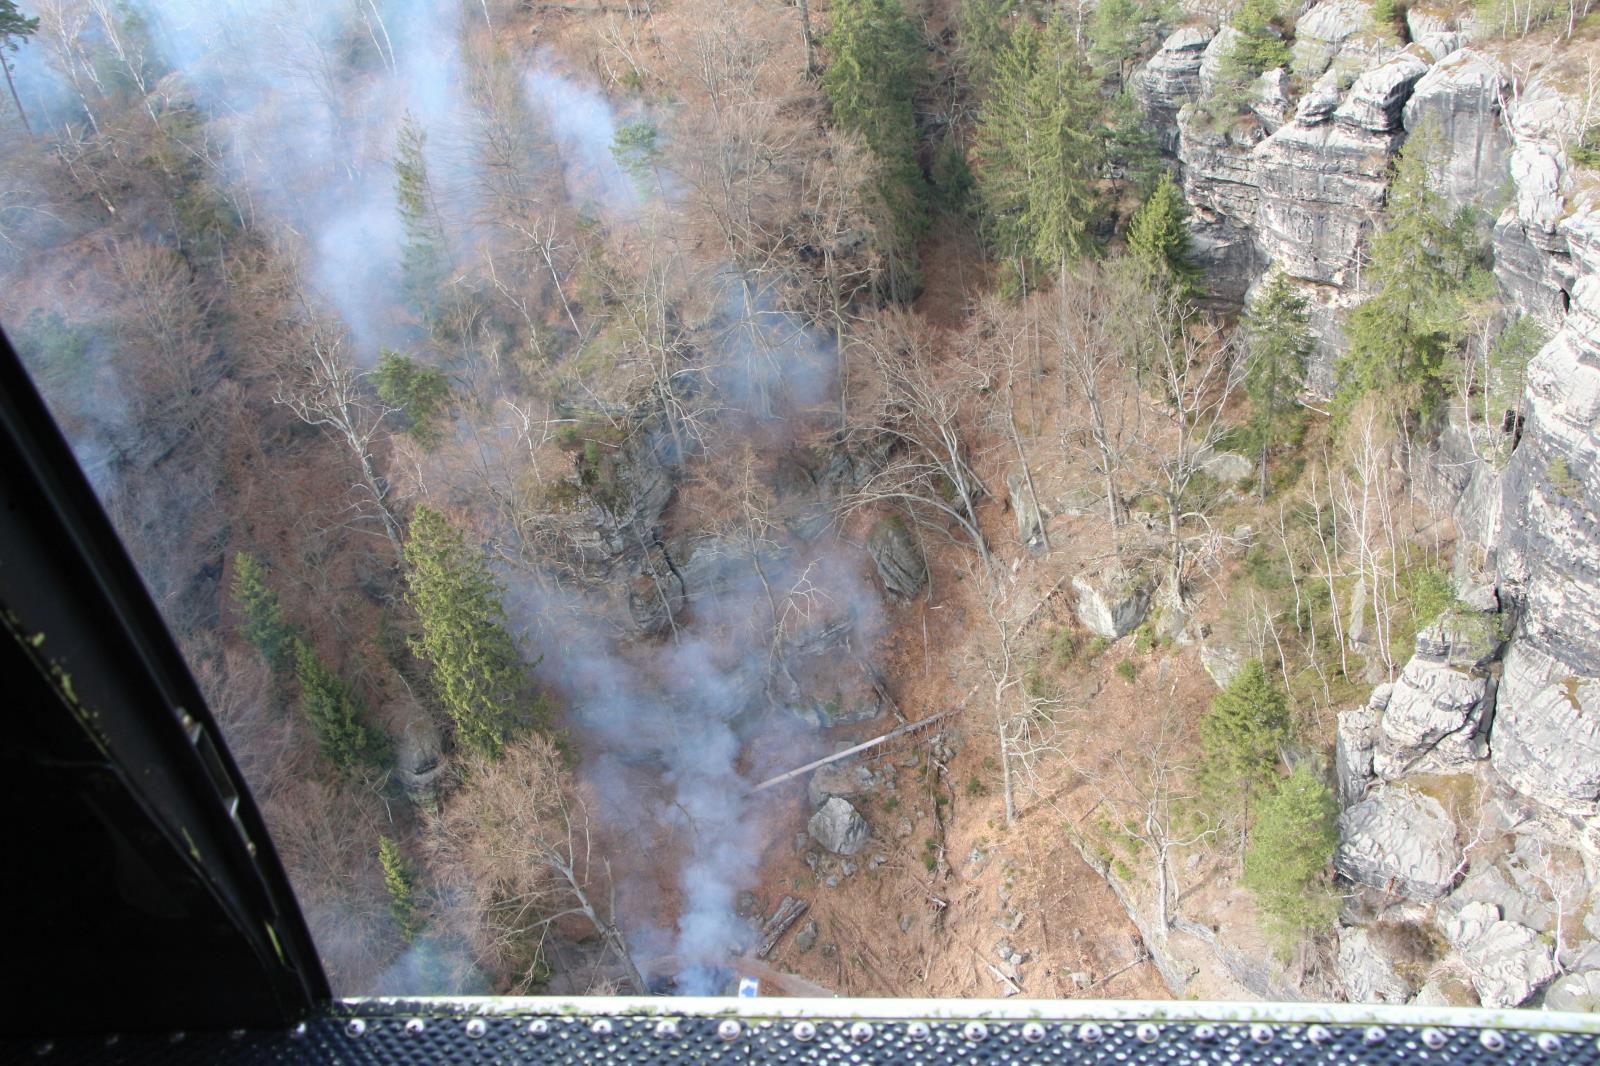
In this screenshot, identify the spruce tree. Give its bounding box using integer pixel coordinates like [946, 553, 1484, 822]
[231, 552, 296, 669]
[1336, 127, 1487, 422]
[1219, 0, 1290, 85]
[1126, 170, 1198, 298]
[1243, 764, 1340, 948]
[0, 0, 39, 133]
[822, 0, 928, 300]
[1242, 269, 1311, 497]
[956, 0, 1016, 93]
[394, 112, 451, 310]
[403, 505, 526, 759]
[1199, 658, 1292, 817]
[373, 349, 452, 449]
[379, 835, 422, 942]
[975, 13, 1105, 277]
[294, 638, 388, 779]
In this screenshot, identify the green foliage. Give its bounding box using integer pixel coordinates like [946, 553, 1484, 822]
[373, 350, 452, 449]
[931, 135, 975, 213]
[1103, 87, 1164, 194]
[294, 638, 389, 779]
[1242, 269, 1312, 494]
[1199, 659, 1292, 817]
[956, 0, 1016, 93]
[1050, 626, 1082, 668]
[1549, 456, 1584, 500]
[966, 775, 989, 797]
[379, 835, 423, 942]
[1336, 128, 1490, 423]
[403, 505, 528, 758]
[1571, 125, 1600, 168]
[1089, 0, 1160, 86]
[15, 309, 90, 391]
[1242, 764, 1340, 948]
[1486, 315, 1547, 428]
[394, 112, 451, 312]
[1114, 658, 1138, 682]
[823, 0, 929, 300]
[1126, 171, 1198, 297]
[1225, 0, 1290, 78]
[610, 120, 661, 195]
[975, 14, 1105, 275]
[231, 552, 296, 669]
[0, 0, 38, 43]
[1369, 0, 1402, 35]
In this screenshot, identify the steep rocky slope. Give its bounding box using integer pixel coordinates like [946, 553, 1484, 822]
[1140, 0, 1599, 1008]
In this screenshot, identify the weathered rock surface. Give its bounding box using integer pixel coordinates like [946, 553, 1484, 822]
[1544, 970, 1600, 1012]
[1073, 565, 1155, 639]
[1443, 901, 1559, 1007]
[867, 517, 927, 598]
[807, 762, 878, 808]
[1137, 25, 1215, 147]
[1333, 49, 1430, 132]
[1291, 0, 1393, 81]
[1337, 927, 1412, 1003]
[1491, 643, 1600, 814]
[1402, 50, 1510, 210]
[1336, 786, 1463, 900]
[391, 701, 446, 802]
[808, 797, 869, 855]
[1373, 613, 1501, 777]
[1336, 698, 1382, 806]
[1006, 471, 1046, 546]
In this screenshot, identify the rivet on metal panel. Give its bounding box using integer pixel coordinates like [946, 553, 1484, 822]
[1021, 1022, 1046, 1044]
[528, 1020, 550, 1037]
[1363, 1027, 1387, 1045]
[905, 1022, 930, 1042]
[1077, 1023, 1103, 1043]
[1422, 1028, 1447, 1049]
[792, 1021, 817, 1042]
[851, 1023, 875, 1042]
[1537, 1033, 1562, 1054]
[345, 1019, 367, 1038]
[1194, 1025, 1218, 1043]
[964, 1022, 989, 1042]
[1136, 1024, 1160, 1044]
[592, 1020, 614, 1037]
[654, 1019, 680, 1039]
[1306, 1025, 1332, 1045]
[404, 1018, 426, 1036]
[465, 1018, 487, 1039]
[718, 1020, 742, 1042]
[290, 1022, 307, 1040]
[1250, 1024, 1274, 1044]
[1479, 1031, 1505, 1051]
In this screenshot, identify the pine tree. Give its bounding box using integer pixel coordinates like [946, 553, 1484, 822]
[403, 505, 527, 759]
[293, 638, 388, 779]
[231, 552, 296, 669]
[1243, 764, 1340, 948]
[373, 349, 452, 449]
[1219, 0, 1290, 85]
[956, 0, 1016, 93]
[822, 0, 929, 300]
[394, 112, 451, 311]
[1126, 170, 1198, 298]
[1337, 126, 1488, 422]
[1242, 269, 1311, 497]
[379, 835, 423, 942]
[1199, 658, 1292, 817]
[975, 13, 1105, 277]
[610, 120, 662, 196]
[1089, 0, 1147, 87]
[0, 0, 39, 133]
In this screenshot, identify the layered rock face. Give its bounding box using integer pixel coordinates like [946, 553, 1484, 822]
[1143, 0, 1600, 1007]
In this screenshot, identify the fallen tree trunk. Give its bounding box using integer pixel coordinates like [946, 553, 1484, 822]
[756, 896, 809, 959]
[746, 709, 956, 795]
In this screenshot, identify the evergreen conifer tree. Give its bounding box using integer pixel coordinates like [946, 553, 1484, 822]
[379, 835, 423, 942]
[975, 13, 1104, 277]
[956, 0, 1015, 94]
[0, 0, 39, 133]
[822, 0, 929, 300]
[294, 639, 388, 779]
[231, 552, 296, 669]
[1199, 658, 1292, 816]
[1242, 269, 1311, 497]
[1219, 0, 1290, 85]
[1126, 170, 1198, 298]
[403, 505, 526, 758]
[1337, 127, 1487, 422]
[373, 349, 452, 449]
[1243, 764, 1340, 947]
[394, 112, 451, 310]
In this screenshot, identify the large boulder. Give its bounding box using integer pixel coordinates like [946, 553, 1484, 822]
[1291, 0, 1394, 81]
[1491, 643, 1600, 815]
[1336, 786, 1463, 901]
[1443, 901, 1559, 1008]
[1336, 698, 1382, 806]
[1072, 565, 1155, 639]
[1136, 25, 1215, 147]
[1544, 970, 1600, 1012]
[390, 699, 446, 804]
[1006, 471, 1047, 547]
[1337, 927, 1412, 1004]
[1372, 613, 1501, 778]
[808, 797, 869, 855]
[867, 517, 927, 598]
[808, 762, 878, 808]
[1333, 49, 1431, 133]
[1402, 50, 1511, 211]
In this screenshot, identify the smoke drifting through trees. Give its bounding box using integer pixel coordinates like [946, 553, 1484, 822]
[4, 0, 886, 995]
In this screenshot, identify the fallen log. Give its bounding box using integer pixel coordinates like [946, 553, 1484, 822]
[747, 709, 956, 795]
[756, 896, 809, 959]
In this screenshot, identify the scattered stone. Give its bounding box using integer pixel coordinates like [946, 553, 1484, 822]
[1196, 448, 1254, 484]
[1200, 640, 1246, 690]
[1070, 971, 1093, 989]
[808, 797, 870, 855]
[1544, 970, 1600, 1012]
[793, 832, 810, 854]
[867, 516, 927, 597]
[808, 762, 877, 808]
[1007, 471, 1048, 546]
[1492, 643, 1600, 815]
[899, 914, 914, 934]
[736, 891, 760, 919]
[840, 861, 856, 877]
[895, 817, 914, 839]
[1444, 902, 1559, 1007]
[1337, 927, 1412, 1004]
[1072, 565, 1156, 639]
[824, 875, 840, 889]
[794, 920, 819, 954]
[820, 943, 837, 959]
[995, 911, 1025, 932]
[869, 854, 888, 870]
[994, 938, 1015, 961]
[1336, 786, 1463, 901]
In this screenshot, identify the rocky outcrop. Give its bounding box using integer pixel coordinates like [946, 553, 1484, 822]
[867, 517, 927, 598]
[1137, 25, 1215, 147]
[1335, 786, 1463, 900]
[1291, 0, 1393, 81]
[1336, 698, 1382, 806]
[1372, 612, 1502, 778]
[807, 762, 880, 808]
[1402, 50, 1510, 210]
[1073, 565, 1156, 639]
[1545, 970, 1600, 1012]
[1443, 901, 1559, 1007]
[1336, 927, 1412, 1003]
[808, 797, 869, 855]
[1491, 643, 1600, 814]
[1006, 471, 1046, 546]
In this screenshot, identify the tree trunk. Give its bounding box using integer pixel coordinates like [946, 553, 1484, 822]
[796, 0, 816, 76]
[3, 57, 30, 135]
